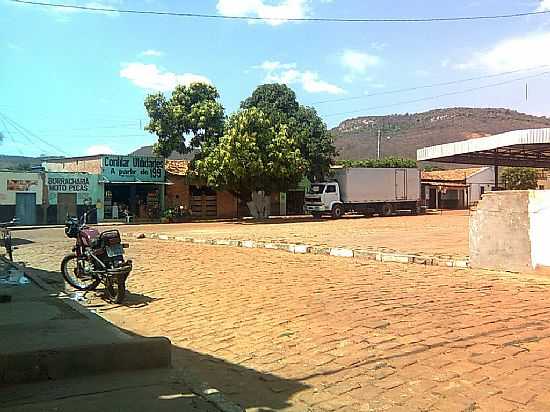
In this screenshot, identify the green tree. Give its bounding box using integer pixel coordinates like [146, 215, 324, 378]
[337, 157, 417, 168]
[241, 84, 336, 182]
[196, 108, 305, 218]
[502, 167, 539, 190]
[144, 83, 225, 157]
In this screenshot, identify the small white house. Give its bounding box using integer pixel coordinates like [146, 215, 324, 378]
[421, 167, 494, 209]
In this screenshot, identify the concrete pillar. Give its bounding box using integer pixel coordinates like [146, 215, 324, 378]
[280, 192, 287, 216]
[159, 184, 165, 214]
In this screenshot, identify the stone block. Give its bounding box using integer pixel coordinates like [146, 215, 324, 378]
[330, 248, 354, 258]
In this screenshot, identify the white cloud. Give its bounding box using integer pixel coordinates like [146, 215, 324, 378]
[6, 42, 23, 51]
[120, 63, 211, 92]
[86, 145, 114, 155]
[457, 32, 550, 73]
[255, 60, 345, 94]
[340, 49, 381, 74]
[370, 41, 387, 51]
[253, 60, 296, 71]
[537, 0, 550, 11]
[216, 0, 310, 26]
[139, 49, 163, 58]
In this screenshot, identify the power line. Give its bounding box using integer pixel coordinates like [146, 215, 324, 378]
[311, 65, 550, 105]
[0, 112, 71, 156]
[11, 0, 550, 23]
[0, 117, 26, 156]
[322, 70, 550, 118]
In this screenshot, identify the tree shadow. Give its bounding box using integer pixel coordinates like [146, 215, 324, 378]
[14, 263, 310, 411]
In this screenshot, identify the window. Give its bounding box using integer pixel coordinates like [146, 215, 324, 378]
[325, 185, 337, 193]
[309, 184, 325, 194]
[480, 187, 485, 196]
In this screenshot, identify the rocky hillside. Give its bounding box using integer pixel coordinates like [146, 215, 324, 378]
[332, 108, 550, 160]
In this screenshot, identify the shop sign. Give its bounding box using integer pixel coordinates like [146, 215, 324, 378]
[46, 173, 100, 205]
[47, 175, 90, 192]
[101, 155, 165, 182]
[7, 179, 39, 192]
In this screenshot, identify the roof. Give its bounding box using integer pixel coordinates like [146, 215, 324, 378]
[421, 167, 485, 182]
[417, 128, 550, 167]
[165, 159, 190, 176]
[422, 181, 468, 188]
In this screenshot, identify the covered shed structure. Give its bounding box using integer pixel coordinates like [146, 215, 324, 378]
[417, 128, 550, 273]
[417, 128, 550, 187]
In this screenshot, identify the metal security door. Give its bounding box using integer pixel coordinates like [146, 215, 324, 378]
[57, 193, 77, 223]
[395, 169, 406, 200]
[15, 193, 36, 225]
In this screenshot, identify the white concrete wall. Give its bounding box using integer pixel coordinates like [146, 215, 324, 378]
[471, 189, 550, 272]
[0, 172, 43, 205]
[528, 190, 550, 269]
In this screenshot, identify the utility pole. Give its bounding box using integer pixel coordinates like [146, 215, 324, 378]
[377, 128, 381, 160]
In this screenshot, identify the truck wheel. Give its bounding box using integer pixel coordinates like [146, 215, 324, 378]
[381, 203, 393, 217]
[331, 204, 344, 219]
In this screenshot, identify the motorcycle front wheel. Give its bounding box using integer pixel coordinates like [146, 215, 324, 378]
[104, 275, 126, 304]
[61, 253, 101, 291]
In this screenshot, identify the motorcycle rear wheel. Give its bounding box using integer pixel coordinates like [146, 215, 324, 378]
[105, 276, 126, 304]
[61, 253, 101, 291]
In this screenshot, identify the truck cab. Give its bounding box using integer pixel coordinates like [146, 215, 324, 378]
[304, 182, 343, 218]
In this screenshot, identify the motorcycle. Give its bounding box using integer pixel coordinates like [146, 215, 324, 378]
[62, 210, 132, 303]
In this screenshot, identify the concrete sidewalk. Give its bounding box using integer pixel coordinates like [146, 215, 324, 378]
[0, 259, 171, 385]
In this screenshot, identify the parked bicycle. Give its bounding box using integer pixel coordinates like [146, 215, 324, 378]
[0, 218, 18, 261]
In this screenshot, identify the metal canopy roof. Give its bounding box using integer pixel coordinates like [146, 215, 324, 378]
[417, 128, 550, 167]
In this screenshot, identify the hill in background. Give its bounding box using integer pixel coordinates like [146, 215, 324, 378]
[2, 107, 550, 169]
[332, 107, 550, 160]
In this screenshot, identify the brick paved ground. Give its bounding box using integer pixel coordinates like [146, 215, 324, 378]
[117, 211, 469, 259]
[12, 228, 550, 411]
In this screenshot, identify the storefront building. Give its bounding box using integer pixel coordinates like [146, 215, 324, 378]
[45, 172, 103, 224]
[0, 171, 43, 225]
[44, 154, 166, 222]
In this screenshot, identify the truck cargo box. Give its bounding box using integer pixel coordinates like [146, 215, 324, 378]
[332, 168, 420, 204]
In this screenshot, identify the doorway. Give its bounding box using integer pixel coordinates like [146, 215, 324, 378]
[15, 193, 37, 226]
[57, 193, 77, 223]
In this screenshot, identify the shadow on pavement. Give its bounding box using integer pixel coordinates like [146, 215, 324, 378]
[16, 263, 310, 411]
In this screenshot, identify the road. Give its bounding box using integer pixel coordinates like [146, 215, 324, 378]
[11, 226, 550, 411]
[118, 211, 470, 259]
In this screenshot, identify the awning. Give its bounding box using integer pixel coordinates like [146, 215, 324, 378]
[417, 128, 550, 167]
[100, 178, 172, 185]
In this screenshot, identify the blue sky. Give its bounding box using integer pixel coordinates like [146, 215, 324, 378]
[2, 0, 550, 157]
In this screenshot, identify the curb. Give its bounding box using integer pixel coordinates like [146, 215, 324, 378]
[3, 259, 244, 412]
[124, 232, 470, 270]
[1, 259, 171, 385]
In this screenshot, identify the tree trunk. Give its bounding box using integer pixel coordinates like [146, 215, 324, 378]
[246, 191, 271, 219]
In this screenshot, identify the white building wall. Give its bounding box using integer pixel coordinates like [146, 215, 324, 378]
[528, 190, 550, 269]
[467, 167, 495, 205]
[0, 172, 43, 205]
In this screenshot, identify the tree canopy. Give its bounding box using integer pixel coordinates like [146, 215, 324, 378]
[337, 158, 417, 169]
[502, 167, 539, 190]
[144, 83, 225, 157]
[195, 107, 305, 197]
[241, 84, 336, 181]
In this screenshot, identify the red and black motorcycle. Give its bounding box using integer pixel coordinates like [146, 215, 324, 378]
[62, 210, 132, 303]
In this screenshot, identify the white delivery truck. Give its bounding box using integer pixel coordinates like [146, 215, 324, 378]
[304, 167, 421, 218]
